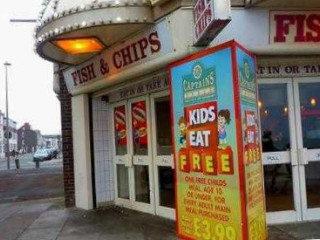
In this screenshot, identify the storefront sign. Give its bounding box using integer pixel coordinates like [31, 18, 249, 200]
[169, 41, 267, 240]
[194, 0, 231, 46]
[63, 20, 173, 92]
[270, 11, 320, 44]
[109, 74, 169, 103]
[257, 64, 320, 78]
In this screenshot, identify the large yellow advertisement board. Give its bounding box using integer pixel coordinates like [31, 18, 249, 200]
[169, 41, 267, 240]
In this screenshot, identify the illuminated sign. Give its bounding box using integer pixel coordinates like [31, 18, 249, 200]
[194, 0, 231, 46]
[270, 11, 320, 44]
[169, 41, 267, 240]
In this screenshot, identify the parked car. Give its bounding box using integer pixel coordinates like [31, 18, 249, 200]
[45, 148, 59, 159]
[33, 149, 52, 162]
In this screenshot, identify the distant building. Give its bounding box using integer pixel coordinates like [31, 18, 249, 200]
[35, 130, 44, 148]
[0, 111, 18, 158]
[42, 135, 61, 150]
[17, 123, 37, 153]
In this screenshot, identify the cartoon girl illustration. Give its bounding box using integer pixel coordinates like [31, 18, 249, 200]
[178, 117, 187, 147]
[218, 109, 231, 148]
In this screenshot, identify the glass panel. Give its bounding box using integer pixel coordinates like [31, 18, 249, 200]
[158, 166, 175, 208]
[131, 101, 148, 155]
[263, 164, 294, 212]
[155, 97, 172, 155]
[305, 162, 320, 208]
[259, 84, 290, 152]
[298, 83, 320, 149]
[135, 165, 150, 203]
[117, 165, 129, 199]
[114, 106, 127, 155]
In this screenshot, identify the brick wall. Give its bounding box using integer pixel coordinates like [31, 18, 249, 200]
[58, 70, 75, 207]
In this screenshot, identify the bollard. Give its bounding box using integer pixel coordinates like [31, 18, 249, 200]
[35, 159, 40, 168]
[15, 158, 20, 169]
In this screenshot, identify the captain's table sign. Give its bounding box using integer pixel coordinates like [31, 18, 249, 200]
[169, 40, 267, 240]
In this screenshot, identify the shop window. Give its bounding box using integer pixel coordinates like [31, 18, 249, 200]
[259, 84, 290, 152]
[155, 97, 172, 155]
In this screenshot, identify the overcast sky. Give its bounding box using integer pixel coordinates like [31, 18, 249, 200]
[0, 0, 61, 135]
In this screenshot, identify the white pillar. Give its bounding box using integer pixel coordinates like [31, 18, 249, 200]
[72, 94, 93, 210]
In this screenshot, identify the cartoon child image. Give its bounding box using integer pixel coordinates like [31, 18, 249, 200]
[178, 117, 187, 147]
[218, 109, 231, 149]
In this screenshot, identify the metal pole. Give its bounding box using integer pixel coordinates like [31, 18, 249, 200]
[4, 62, 11, 170]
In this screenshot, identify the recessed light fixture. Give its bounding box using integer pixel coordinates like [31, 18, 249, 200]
[53, 37, 105, 54]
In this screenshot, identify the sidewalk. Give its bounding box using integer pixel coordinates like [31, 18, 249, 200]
[0, 198, 319, 240]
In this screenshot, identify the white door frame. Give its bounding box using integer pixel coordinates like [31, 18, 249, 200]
[258, 78, 302, 224]
[128, 96, 155, 214]
[150, 90, 175, 220]
[293, 77, 320, 221]
[110, 101, 132, 207]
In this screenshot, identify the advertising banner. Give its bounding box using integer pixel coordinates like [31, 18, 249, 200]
[114, 106, 127, 146]
[169, 40, 267, 240]
[237, 48, 267, 239]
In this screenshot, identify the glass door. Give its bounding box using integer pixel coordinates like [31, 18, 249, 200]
[258, 79, 301, 224]
[128, 96, 154, 214]
[112, 101, 131, 206]
[294, 78, 320, 221]
[151, 91, 175, 220]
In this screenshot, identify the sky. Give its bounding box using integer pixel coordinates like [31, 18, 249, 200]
[0, 0, 61, 135]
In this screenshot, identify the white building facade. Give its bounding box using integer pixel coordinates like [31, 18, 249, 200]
[34, 0, 320, 226]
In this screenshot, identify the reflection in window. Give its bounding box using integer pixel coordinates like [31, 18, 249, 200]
[155, 97, 172, 155]
[299, 83, 320, 149]
[258, 84, 290, 152]
[306, 162, 320, 208]
[117, 165, 129, 199]
[135, 165, 150, 203]
[159, 166, 175, 208]
[264, 164, 294, 212]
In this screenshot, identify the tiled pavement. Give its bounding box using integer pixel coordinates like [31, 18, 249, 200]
[0, 198, 319, 240]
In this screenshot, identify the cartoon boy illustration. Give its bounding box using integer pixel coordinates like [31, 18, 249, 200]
[178, 117, 187, 147]
[218, 109, 231, 148]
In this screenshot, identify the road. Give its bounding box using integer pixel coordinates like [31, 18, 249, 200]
[0, 167, 64, 204]
[0, 153, 63, 171]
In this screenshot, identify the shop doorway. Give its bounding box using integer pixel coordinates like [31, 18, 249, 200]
[258, 77, 320, 224]
[111, 91, 175, 219]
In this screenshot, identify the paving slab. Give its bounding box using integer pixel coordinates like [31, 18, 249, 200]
[1, 199, 320, 240]
[275, 221, 320, 240]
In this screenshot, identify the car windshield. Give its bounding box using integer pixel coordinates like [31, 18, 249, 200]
[35, 149, 48, 154]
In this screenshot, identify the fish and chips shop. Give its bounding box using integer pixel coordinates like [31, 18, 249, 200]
[34, 0, 320, 239]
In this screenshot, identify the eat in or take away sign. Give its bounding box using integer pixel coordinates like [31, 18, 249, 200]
[169, 40, 267, 240]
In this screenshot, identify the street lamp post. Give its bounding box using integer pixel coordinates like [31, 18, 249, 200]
[4, 62, 11, 170]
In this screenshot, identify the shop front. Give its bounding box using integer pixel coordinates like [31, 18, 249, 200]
[34, 0, 320, 231]
[257, 60, 320, 223]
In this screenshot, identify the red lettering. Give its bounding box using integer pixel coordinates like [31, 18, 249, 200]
[274, 14, 295, 42]
[77, 70, 83, 84]
[138, 37, 148, 59]
[131, 42, 140, 62]
[113, 52, 122, 69]
[81, 68, 88, 82]
[294, 14, 307, 42]
[120, 45, 133, 66]
[306, 14, 320, 42]
[149, 31, 161, 54]
[86, 64, 96, 80]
